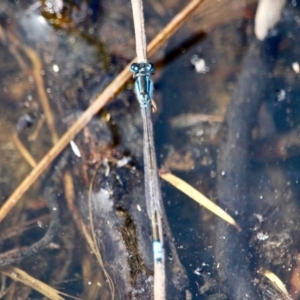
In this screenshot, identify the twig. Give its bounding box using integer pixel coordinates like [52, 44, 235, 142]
[147, 0, 204, 57]
[130, 0, 166, 298]
[12, 134, 37, 168]
[0, 266, 65, 300]
[0, 0, 204, 225]
[131, 0, 147, 62]
[5, 32, 59, 144]
[22, 43, 59, 144]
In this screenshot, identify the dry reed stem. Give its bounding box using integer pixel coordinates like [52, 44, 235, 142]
[154, 261, 166, 300]
[131, 0, 147, 62]
[131, 0, 167, 296]
[6, 32, 59, 144]
[12, 134, 37, 168]
[147, 0, 205, 57]
[0, 214, 49, 242]
[21, 43, 60, 144]
[0, 266, 66, 300]
[0, 0, 205, 224]
[160, 171, 242, 232]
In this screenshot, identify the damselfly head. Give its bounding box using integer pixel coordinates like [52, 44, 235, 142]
[130, 62, 155, 75]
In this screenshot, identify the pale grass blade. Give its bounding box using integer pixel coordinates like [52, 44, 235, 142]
[160, 171, 241, 232]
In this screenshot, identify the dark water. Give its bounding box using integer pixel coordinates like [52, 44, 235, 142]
[1, 0, 300, 299]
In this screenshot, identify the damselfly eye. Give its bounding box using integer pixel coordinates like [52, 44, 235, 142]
[146, 62, 154, 73]
[130, 63, 139, 72]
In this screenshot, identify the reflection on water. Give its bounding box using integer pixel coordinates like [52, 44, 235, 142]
[1, 0, 300, 299]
